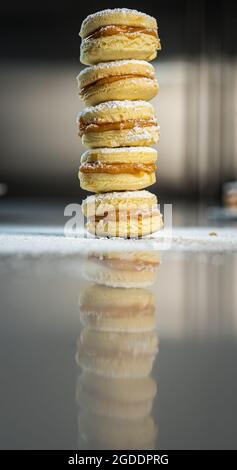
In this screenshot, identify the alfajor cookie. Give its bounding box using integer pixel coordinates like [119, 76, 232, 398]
[81, 190, 163, 238]
[78, 60, 158, 106]
[76, 371, 157, 420]
[78, 410, 157, 449]
[78, 100, 159, 148]
[81, 251, 160, 288]
[80, 9, 161, 65]
[79, 147, 157, 192]
[76, 328, 158, 378]
[79, 285, 156, 332]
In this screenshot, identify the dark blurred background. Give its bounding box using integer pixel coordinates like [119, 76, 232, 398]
[0, 0, 236, 208]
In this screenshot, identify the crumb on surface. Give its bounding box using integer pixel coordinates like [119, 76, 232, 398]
[209, 231, 218, 236]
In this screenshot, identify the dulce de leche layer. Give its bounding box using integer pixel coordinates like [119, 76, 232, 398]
[89, 208, 160, 223]
[80, 162, 156, 175]
[79, 119, 157, 136]
[80, 74, 154, 94]
[85, 25, 158, 40]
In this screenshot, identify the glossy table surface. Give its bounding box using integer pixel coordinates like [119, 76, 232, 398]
[1, 200, 237, 449]
[1, 247, 237, 449]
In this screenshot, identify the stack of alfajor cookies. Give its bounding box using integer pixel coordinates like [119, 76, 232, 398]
[77, 8, 163, 238]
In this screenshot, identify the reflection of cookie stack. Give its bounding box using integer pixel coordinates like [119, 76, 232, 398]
[82, 250, 160, 288]
[76, 251, 159, 449]
[77, 9, 162, 238]
[77, 375, 157, 449]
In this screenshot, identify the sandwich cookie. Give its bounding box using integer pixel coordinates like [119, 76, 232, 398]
[79, 147, 157, 192]
[80, 8, 161, 65]
[79, 285, 156, 332]
[81, 251, 160, 288]
[78, 410, 157, 450]
[78, 60, 158, 106]
[81, 190, 163, 238]
[78, 101, 159, 148]
[76, 328, 158, 378]
[76, 371, 157, 420]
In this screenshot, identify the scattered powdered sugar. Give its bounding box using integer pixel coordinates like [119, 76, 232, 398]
[80, 100, 154, 118]
[1, 228, 237, 257]
[83, 190, 155, 204]
[78, 60, 154, 79]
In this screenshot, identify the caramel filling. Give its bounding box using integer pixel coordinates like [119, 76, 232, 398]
[85, 25, 158, 40]
[79, 118, 157, 136]
[88, 208, 160, 223]
[80, 162, 156, 175]
[80, 74, 154, 94]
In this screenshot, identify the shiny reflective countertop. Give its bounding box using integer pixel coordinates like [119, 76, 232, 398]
[1, 246, 237, 450]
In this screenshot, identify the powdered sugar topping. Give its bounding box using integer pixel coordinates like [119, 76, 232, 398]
[79, 100, 154, 118]
[83, 190, 156, 205]
[80, 9, 156, 33]
[78, 60, 154, 79]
